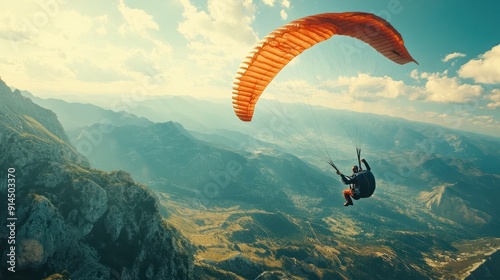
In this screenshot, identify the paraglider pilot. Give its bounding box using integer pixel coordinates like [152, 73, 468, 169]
[335, 159, 372, 206]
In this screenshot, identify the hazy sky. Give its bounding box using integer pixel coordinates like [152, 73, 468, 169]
[1, 0, 499, 137]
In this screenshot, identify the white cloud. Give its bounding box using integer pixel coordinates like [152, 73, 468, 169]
[22, 52, 74, 80]
[176, 0, 259, 81]
[95, 15, 109, 35]
[0, 0, 69, 50]
[468, 115, 500, 129]
[54, 10, 94, 38]
[178, 0, 258, 55]
[330, 74, 408, 100]
[458, 44, 500, 84]
[0, 1, 178, 97]
[281, 0, 291, 8]
[279, 0, 291, 20]
[410, 69, 420, 80]
[280, 9, 288, 20]
[151, 39, 173, 62]
[264, 73, 413, 115]
[118, 0, 159, 37]
[260, 0, 290, 20]
[470, 115, 494, 124]
[0, 13, 36, 44]
[262, 0, 275, 6]
[410, 71, 483, 103]
[487, 88, 500, 109]
[70, 57, 128, 82]
[442, 52, 465, 62]
[432, 112, 500, 133]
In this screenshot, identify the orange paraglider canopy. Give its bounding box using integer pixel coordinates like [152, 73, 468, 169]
[232, 12, 417, 121]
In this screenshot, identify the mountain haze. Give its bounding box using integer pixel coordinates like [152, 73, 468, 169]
[20, 90, 151, 131]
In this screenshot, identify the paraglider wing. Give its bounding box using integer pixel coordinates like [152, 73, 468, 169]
[232, 12, 417, 121]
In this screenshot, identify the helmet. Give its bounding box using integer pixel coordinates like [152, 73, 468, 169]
[352, 165, 359, 173]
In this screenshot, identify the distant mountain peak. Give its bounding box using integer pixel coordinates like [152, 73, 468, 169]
[418, 184, 453, 208]
[419, 184, 491, 226]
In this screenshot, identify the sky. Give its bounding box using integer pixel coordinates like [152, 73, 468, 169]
[1, 0, 500, 137]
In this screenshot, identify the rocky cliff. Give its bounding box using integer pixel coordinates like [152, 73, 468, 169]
[0, 78, 193, 279]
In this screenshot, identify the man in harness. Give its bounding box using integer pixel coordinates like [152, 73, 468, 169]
[329, 156, 376, 207]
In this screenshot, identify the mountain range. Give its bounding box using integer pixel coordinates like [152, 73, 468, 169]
[3, 79, 500, 279]
[0, 80, 193, 279]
